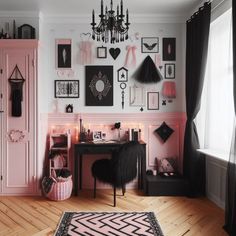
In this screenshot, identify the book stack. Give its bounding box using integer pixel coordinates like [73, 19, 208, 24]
[128, 128, 141, 141]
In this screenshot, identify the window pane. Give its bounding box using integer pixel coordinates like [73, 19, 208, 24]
[196, 8, 233, 155]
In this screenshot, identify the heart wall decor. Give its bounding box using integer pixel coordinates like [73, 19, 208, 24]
[109, 48, 121, 60]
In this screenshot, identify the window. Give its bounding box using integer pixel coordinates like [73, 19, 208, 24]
[196, 8, 233, 160]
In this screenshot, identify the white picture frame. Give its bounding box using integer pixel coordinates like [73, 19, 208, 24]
[129, 86, 145, 107]
[93, 131, 102, 141]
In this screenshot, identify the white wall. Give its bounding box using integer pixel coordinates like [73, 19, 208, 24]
[39, 16, 186, 114]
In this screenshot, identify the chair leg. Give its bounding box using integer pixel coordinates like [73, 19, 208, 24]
[94, 177, 96, 198]
[122, 185, 126, 196]
[113, 186, 116, 207]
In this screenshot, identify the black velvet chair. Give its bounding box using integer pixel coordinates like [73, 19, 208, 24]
[91, 141, 144, 207]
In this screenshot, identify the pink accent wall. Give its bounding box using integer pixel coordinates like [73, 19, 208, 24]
[43, 112, 186, 189]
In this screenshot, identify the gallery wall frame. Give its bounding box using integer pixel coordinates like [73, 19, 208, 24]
[54, 80, 79, 98]
[117, 67, 128, 82]
[163, 38, 176, 61]
[147, 92, 159, 110]
[85, 66, 113, 106]
[164, 63, 175, 79]
[56, 39, 72, 69]
[97, 46, 107, 58]
[129, 85, 145, 107]
[141, 37, 159, 53]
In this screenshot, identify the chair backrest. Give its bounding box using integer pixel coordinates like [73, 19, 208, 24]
[110, 141, 144, 187]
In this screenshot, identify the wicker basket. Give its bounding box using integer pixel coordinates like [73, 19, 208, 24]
[43, 176, 73, 201]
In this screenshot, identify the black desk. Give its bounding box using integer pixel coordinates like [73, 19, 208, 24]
[74, 141, 146, 196]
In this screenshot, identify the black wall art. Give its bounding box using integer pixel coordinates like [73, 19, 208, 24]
[164, 63, 175, 79]
[56, 39, 72, 69]
[109, 48, 121, 60]
[117, 67, 128, 82]
[85, 66, 113, 106]
[163, 38, 176, 61]
[141, 37, 159, 53]
[54, 80, 79, 98]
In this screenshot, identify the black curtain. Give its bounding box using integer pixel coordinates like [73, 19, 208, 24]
[183, 2, 211, 196]
[224, 1, 236, 235]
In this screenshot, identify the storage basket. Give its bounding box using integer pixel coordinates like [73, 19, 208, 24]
[43, 176, 73, 201]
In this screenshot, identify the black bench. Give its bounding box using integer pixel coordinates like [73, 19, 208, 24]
[145, 174, 189, 196]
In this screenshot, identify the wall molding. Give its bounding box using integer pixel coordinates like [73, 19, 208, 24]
[0, 11, 40, 18]
[40, 13, 186, 24]
[206, 156, 227, 209]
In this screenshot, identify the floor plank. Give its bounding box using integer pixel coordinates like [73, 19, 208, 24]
[0, 190, 227, 236]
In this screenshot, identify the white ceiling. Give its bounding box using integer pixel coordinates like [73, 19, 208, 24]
[0, 0, 202, 16]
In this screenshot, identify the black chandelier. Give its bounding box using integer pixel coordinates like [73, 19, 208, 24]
[91, 0, 130, 44]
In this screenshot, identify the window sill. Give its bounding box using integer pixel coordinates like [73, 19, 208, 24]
[197, 148, 229, 163]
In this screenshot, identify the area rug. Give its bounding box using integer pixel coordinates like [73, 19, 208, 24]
[55, 212, 164, 236]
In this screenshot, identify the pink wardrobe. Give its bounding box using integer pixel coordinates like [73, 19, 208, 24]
[0, 40, 38, 195]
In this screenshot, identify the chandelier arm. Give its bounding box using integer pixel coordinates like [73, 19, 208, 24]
[91, 0, 130, 43]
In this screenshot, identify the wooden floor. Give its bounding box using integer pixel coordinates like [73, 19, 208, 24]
[0, 190, 227, 236]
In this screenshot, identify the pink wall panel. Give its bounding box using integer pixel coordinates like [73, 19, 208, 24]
[44, 112, 186, 189]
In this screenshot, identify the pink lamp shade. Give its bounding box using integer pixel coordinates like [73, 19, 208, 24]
[162, 81, 176, 98]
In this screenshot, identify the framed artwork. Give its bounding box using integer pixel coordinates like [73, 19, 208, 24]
[117, 67, 128, 82]
[129, 85, 145, 107]
[97, 46, 107, 58]
[56, 39, 72, 69]
[85, 66, 113, 106]
[147, 92, 159, 110]
[18, 24, 35, 39]
[93, 131, 102, 141]
[165, 63, 175, 79]
[54, 80, 79, 98]
[163, 38, 176, 61]
[141, 37, 159, 53]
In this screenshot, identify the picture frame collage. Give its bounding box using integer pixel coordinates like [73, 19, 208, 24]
[54, 35, 176, 112]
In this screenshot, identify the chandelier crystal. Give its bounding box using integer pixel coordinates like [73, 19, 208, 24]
[91, 0, 130, 44]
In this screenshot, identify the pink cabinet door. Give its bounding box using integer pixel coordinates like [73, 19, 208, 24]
[0, 40, 37, 194]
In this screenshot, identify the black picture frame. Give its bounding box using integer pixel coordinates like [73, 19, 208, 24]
[164, 63, 175, 79]
[85, 66, 113, 106]
[18, 24, 35, 39]
[117, 67, 128, 82]
[56, 39, 72, 69]
[163, 38, 176, 61]
[97, 46, 107, 58]
[147, 92, 159, 110]
[141, 37, 159, 53]
[54, 80, 79, 98]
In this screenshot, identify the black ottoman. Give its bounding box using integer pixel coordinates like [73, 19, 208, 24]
[146, 174, 189, 196]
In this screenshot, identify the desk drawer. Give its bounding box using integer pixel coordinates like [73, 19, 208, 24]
[77, 145, 119, 154]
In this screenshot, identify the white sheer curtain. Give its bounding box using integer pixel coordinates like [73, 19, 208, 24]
[196, 8, 233, 159]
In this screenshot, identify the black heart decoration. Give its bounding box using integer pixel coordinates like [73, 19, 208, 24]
[109, 48, 121, 60]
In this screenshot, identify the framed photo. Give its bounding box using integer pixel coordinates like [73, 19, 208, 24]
[165, 64, 175, 79]
[141, 37, 159, 53]
[85, 66, 113, 106]
[129, 86, 145, 107]
[147, 92, 159, 110]
[163, 38, 176, 61]
[97, 46, 107, 58]
[93, 131, 102, 141]
[56, 39, 72, 69]
[18, 24, 35, 39]
[54, 80, 79, 98]
[117, 67, 128, 82]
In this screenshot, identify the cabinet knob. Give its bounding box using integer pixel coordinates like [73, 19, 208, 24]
[0, 111, 4, 113]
